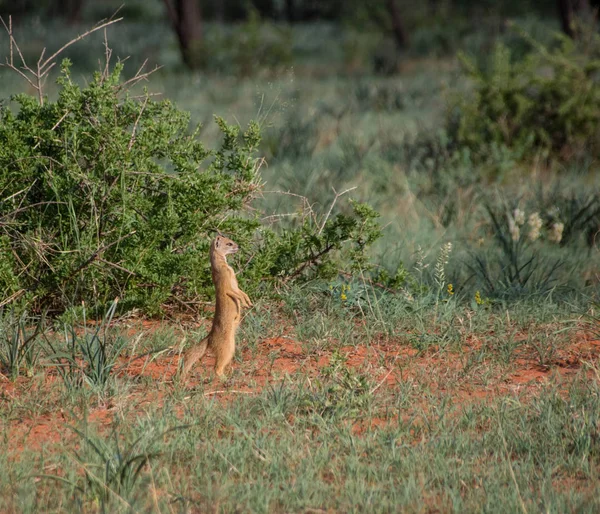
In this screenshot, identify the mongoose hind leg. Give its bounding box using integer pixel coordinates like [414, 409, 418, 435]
[213, 341, 236, 379]
[180, 336, 209, 379]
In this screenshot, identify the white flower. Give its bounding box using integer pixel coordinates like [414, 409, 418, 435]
[528, 212, 543, 242]
[508, 217, 520, 242]
[549, 222, 564, 243]
[401, 288, 414, 302]
[513, 208, 525, 226]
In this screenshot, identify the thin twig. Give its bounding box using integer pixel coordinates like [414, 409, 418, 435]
[50, 110, 70, 131]
[319, 186, 356, 235]
[96, 258, 137, 276]
[171, 295, 197, 314]
[262, 190, 317, 224]
[128, 94, 149, 150]
[204, 390, 255, 396]
[0, 15, 123, 105]
[40, 18, 123, 71]
[0, 18, 38, 92]
[101, 27, 112, 81]
[369, 367, 395, 395]
[119, 62, 162, 90]
[287, 243, 335, 281]
[260, 212, 300, 223]
[0, 201, 66, 222]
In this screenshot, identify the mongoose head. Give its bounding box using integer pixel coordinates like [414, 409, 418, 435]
[212, 235, 239, 257]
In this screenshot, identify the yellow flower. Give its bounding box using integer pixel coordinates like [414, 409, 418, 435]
[475, 290, 483, 305]
[341, 293, 347, 301]
[447, 283, 454, 296]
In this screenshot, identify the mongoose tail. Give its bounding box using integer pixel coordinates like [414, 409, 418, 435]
[180, 336, 208, 379]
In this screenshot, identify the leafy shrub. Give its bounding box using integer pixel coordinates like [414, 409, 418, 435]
[264, 201, 382, 281]
[0, 58, 382, 314]
[0, 309, 44, 379]
[44, 299, 125, 391]
[0, 60, 261, 313]
[450, 28, 600, 163]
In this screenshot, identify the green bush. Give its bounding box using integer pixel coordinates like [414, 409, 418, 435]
[0, 60, 381, 314]
[450, 28, 600, 164]
[0, 60, 260, 313]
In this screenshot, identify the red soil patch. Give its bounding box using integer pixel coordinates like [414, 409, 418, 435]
[2, 321, 599, 454]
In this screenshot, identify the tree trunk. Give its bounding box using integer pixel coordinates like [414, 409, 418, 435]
[213, 0, 224, 22]
[558, 0, 593, 38]
[286, 0, 295, 22]
[428, 0, 441, 16]
[386, 0, 409, 50]
[66, 0, 84, 25]
[163, 0, 203, 69]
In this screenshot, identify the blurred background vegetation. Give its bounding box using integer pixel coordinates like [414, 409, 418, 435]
[0, 0, 599, 314]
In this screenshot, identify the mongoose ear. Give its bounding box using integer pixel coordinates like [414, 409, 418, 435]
[215, 237, 220, 248]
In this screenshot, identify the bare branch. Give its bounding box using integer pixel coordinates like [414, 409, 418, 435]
[0, 16, 39, 91]
[0, 201, 66, 222]
[96, 258, 137, 276]
[161, 0, 179, 28]
[0, 290, 26, 309]
[38, 60, 56, 79]
[261, 212, 301, 223]
[7, 15, 12, 66]
[128, 95, 149, 151]
[50, 110, 71, 131]
[262, 190, 317, 225]
[1, 15, 123, 105]
[1, 64, 37, 90]
[40, 17, 123, 72]
[101, 27, 113, 81]
[286, 243, 336, 281]
[119, 62, 162, 90]
[1, 16, 32, 71]
[319, 186, 356, 235]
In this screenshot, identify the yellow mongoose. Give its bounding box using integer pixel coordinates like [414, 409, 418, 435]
[180, 235, 252, 379]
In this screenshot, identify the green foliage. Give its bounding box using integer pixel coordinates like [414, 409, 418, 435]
[46, 419, 180, 512]
[0, 58, 382, 313]
[0, 60, 261, 312]
[579, 302, 600, 343]
[0, 309, 44, 380]
[451, 28, 600, 163]
[310, 350, 371, 417]
[258, 200, 382, 282]
[44, 299, 125, 391]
